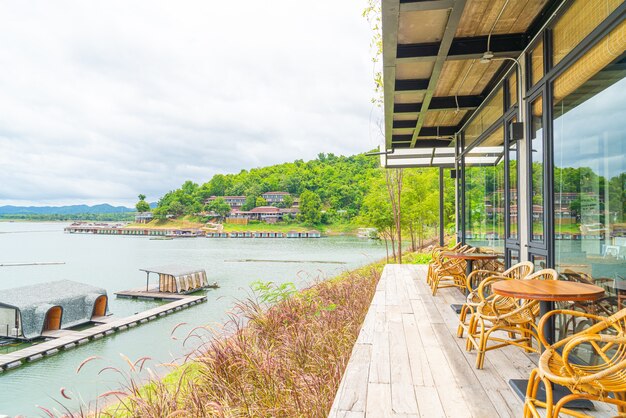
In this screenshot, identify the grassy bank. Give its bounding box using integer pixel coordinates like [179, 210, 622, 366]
[96, 258, 390, 417]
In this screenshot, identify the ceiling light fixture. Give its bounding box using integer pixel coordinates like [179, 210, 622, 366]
[480, 0, 511, 64]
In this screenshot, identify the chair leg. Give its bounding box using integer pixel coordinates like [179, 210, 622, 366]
[475, 319, 488, 369]
[524, 369, 541, 418]
[457, 305, 468, 338]
[616, 391, 626, 414]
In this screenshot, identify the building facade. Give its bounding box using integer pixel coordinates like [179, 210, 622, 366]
[381, 0, 625, 316]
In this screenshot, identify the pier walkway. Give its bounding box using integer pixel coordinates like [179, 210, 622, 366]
[0, 294, 205, 372]
[329, 264, 616, 418]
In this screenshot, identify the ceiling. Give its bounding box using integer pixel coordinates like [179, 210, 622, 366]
[382, 0, 557, 159]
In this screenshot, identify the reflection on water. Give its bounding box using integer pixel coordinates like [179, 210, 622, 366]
[0, 222, 386, 415]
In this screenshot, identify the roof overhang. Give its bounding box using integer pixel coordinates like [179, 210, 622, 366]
[381, 0, 558, 168]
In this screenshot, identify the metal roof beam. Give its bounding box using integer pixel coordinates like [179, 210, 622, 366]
[399, 0, 455, 12]
[393, 95, 481, 113]
[395, 78, 429, 92]
[382, 0, 401, 150]
[410, 0, 467, 147]
[396, 33, 526, 62]
[391, 139, 453, 148]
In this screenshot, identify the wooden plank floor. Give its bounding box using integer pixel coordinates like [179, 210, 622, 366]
[0, 295, 205, 371]
[329, 264, 617, 418]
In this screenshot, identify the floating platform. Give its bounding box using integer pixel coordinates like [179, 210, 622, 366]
[0, 293, 206, 372]
[115, 284, 218, 300]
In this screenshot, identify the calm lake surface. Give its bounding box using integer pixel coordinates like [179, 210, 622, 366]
[0, 222, 386, 416]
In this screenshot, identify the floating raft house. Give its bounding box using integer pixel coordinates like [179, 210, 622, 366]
[140, 265, 209, 294]
[0, 280, 108, 340]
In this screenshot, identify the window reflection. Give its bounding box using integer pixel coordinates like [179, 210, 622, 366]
[507, 118, 519, 241]
[553, 56, 626, 317]
[530, 96, 544, 242]
[463, 131, 505, 255]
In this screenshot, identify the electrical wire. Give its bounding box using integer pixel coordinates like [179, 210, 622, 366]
[486, 0, 512, 53]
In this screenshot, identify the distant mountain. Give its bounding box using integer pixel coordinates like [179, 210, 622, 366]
[0, 204, 135, 215]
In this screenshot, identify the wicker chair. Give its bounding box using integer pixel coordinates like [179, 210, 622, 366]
[429, 246, 477, 296]
[426, 242, 463, 286]
[524, 308, 626, 418]
[471, 269, 559, 369]
[457, 261, 534, 346]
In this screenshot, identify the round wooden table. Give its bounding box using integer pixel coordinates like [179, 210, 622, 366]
[491, 279, 605, 408]
[491, 279, 605, 344]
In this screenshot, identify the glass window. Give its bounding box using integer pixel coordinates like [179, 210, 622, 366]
[507, 118, 519, 241]
[508, 249, 520, 268]
[552, 0, 622, 65]
[553, 37, 626, 318]
[529, 41, 544, 86]
[530, 96, 544, 242]
[531, 254, 547, 270]
[463, 130, 505, 255]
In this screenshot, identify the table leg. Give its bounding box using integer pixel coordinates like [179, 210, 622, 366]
[540, 300, 554, 347]
[509, 300, 593, 410]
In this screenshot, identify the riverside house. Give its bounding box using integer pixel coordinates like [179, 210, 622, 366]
[331, 1, 626, 417]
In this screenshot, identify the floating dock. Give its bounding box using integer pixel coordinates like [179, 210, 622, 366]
[0, 293, 206, 372]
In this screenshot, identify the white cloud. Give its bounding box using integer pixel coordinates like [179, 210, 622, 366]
[0, 0, 382, 206]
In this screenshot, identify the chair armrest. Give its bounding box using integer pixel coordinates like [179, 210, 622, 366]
[561, 334, 626, 381]
[537, 309, 607, 349]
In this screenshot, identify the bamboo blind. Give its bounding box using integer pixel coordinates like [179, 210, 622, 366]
[552, 0, 623, 65]
[481, 125, 505, 147]
[465, 87, 504, 147]
[508, 72, 517, 107]
[554, 18, 626, 102]
[530, 40, 544, 86]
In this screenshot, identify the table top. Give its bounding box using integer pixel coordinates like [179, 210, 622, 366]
[491, 279, 605, 302]
[442, 252, 500, 261]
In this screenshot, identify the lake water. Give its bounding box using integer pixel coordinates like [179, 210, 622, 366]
[0, 222, 386, 416]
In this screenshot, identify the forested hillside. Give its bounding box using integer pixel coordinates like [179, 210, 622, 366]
[152, 152, 456, 245]
[154, 153, 381, 221]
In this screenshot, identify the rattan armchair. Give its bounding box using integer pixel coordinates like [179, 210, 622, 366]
[457, 261, 534, 346]
[426, 242, 463, 286]
[524, 308, 626, 418]
[471, 269, 559, 369]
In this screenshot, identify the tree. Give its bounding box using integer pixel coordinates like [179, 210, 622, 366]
[386, 169, 403, 263]
[168, 201, 185, 217]
[136, 194, 150, 213]
[359, 174, 396, 261]
[242, 195, 258, 211]
[299, 190, 322, 225]
[205, 197, 231, 220]
[256, 196, 268, 207]
[153, 206, 168, 220]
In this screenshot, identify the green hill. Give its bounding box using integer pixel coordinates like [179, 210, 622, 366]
[153, 152, 381, 224]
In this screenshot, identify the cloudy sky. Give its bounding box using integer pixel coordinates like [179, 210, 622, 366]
[0, 1, 381, 206]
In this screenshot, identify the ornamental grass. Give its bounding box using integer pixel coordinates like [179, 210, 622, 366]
[87, 263, 383, 418]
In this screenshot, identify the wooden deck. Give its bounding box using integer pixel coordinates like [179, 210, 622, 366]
[0, 294, 206, 372]
[329, 264, 617, 418]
